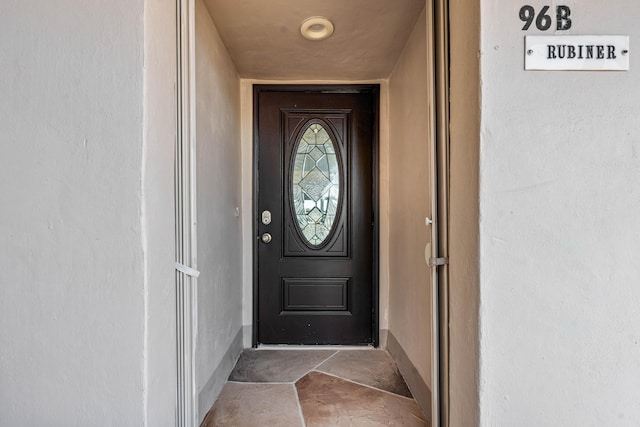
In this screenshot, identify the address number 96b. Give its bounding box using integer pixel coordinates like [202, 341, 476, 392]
[519, 5, 572, 31]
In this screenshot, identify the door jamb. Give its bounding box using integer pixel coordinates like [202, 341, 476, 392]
[174, 0, 198, 425]
[430, 0, 451, 426]
[251, 84, 381, 347]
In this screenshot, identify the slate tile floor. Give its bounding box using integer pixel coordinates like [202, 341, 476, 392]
[201, 348, 429, 426]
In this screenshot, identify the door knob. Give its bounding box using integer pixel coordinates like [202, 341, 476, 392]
[261, 233, 272, 244]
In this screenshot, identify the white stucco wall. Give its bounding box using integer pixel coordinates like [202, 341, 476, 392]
[0, 0, 145, 425]
[143, 0, 179, 425]
[479, 1, 640, 425]
[194, 0, 243, 422]
[387, 5, 433, 388]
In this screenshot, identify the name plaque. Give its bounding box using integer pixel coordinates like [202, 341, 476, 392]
[525, 35, 630, 71]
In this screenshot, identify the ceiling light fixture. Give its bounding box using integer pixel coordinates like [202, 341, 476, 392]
[300, 16, 334, 41]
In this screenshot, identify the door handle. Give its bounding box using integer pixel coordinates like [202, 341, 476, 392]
[261, 233, 272, 244]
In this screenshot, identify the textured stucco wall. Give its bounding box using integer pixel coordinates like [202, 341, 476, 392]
[478, 1, 640, 425]
[143, 0, 179, 425]
[194, 0, 243, 422]
[0, 0, 145, 424]
[388, 6, 433, 386]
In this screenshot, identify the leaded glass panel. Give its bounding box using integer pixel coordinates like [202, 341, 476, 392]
[291, 123, 340, 246]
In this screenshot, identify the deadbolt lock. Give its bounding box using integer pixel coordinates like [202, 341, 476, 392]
[261, 210, 272, 225]
[261, 233, 272, 244]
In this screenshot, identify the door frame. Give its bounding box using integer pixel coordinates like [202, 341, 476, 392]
[172, 0, 453, 422]
[174, 0, 198, 425]
[252, 84, 381, 347]
[431, 0, 451, 425]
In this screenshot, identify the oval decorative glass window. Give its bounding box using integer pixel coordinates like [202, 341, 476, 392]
[291, 123, 341, 246]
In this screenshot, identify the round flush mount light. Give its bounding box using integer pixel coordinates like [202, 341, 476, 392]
[300, 16, 334, 41]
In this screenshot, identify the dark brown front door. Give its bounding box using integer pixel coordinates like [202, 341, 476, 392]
[254, 85, 378, 345]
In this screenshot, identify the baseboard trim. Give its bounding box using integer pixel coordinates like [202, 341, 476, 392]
[197, 327, 244, 425]
[385, 330, 432, 423]
[243, 324, 252, 348]
[379, 328, 389, 348]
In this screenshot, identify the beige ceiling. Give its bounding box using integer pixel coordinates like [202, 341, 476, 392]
[203, 0, 426, 80]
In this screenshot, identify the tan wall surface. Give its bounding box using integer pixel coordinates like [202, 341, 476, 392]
[448, 0, 481, 425]
[387, 6, 433, 386]
[194, 0, 243, 422]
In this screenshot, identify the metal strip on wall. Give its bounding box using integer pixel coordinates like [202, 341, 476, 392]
[428, 0, 451, 426]
[175, 0, 198, 425]
[434, 0, 451, 425]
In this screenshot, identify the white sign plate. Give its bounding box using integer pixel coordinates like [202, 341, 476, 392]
[525, 35, 630, 71]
